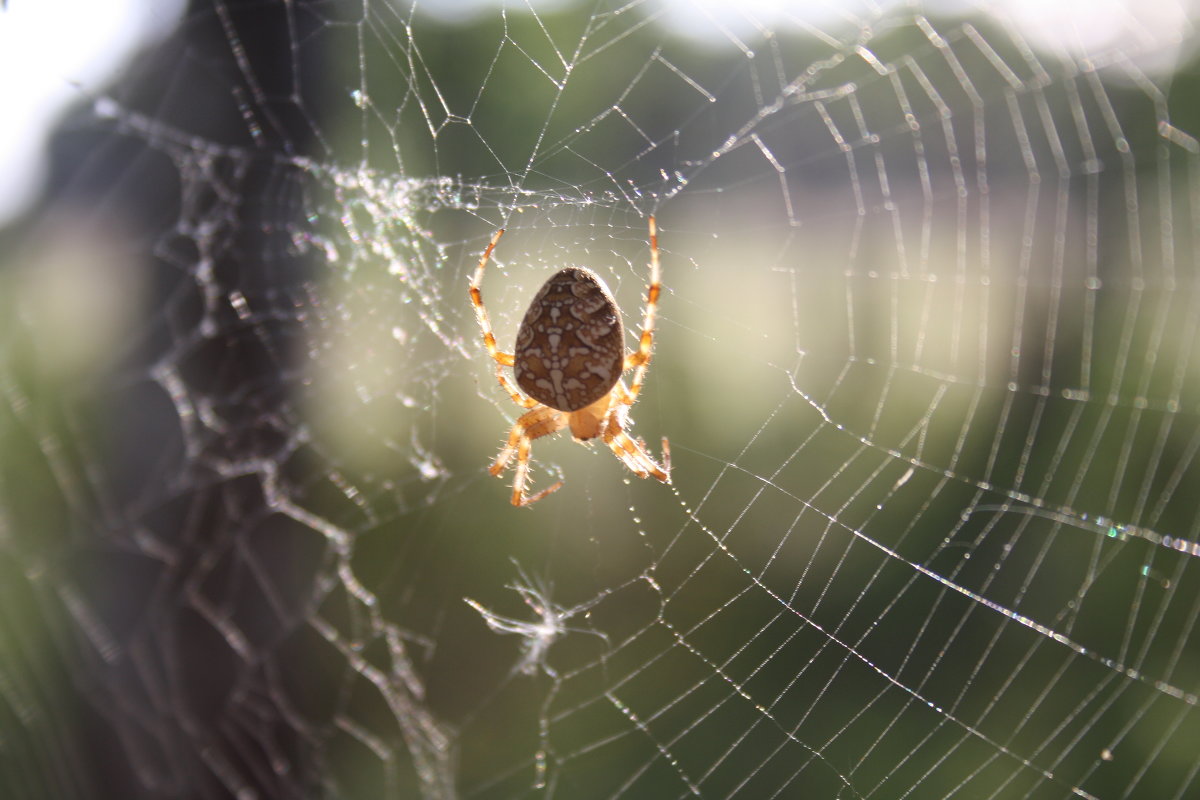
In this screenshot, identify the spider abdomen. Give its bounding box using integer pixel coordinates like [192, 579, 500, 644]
[513, 267, 625, 412]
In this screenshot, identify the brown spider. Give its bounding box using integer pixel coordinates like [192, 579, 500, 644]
[468, 216, 670, 506]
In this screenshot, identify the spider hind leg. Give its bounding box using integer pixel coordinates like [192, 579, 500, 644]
[603, 413, 670, 483]
[492, 405, 568, 506]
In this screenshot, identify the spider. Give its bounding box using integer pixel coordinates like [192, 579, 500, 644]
[469, 216, 670, 506]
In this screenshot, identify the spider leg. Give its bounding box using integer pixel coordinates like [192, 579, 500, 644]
[605, 429, 670, 483]
[637, 436, 671, 475]
[622, 215, 662, 403]
[492, 405, 568, 506]
[603, 406, 670, 484]
[468, 228, 539, 410]
[510, 437, 564, 507]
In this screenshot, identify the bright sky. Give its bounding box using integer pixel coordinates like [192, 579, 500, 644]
[0, 0, 1194, 227]
[0, 0, 183, 225]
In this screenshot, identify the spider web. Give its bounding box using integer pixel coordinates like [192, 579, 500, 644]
[3, 0, 1200, 798]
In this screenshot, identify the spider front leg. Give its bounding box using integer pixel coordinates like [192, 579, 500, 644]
[468, 228, 538, 410]
[493, 405, 568, 506]
[622, 215, 663, 403]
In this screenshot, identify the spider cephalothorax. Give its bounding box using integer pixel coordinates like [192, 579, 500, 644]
[468, 217, 670, 506]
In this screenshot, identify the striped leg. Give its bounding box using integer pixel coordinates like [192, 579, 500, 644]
[468, 228, 537, 409]
[622, 215, 662, 403]
[603, 400, 670, 483]
[491, 405, 568, 506]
